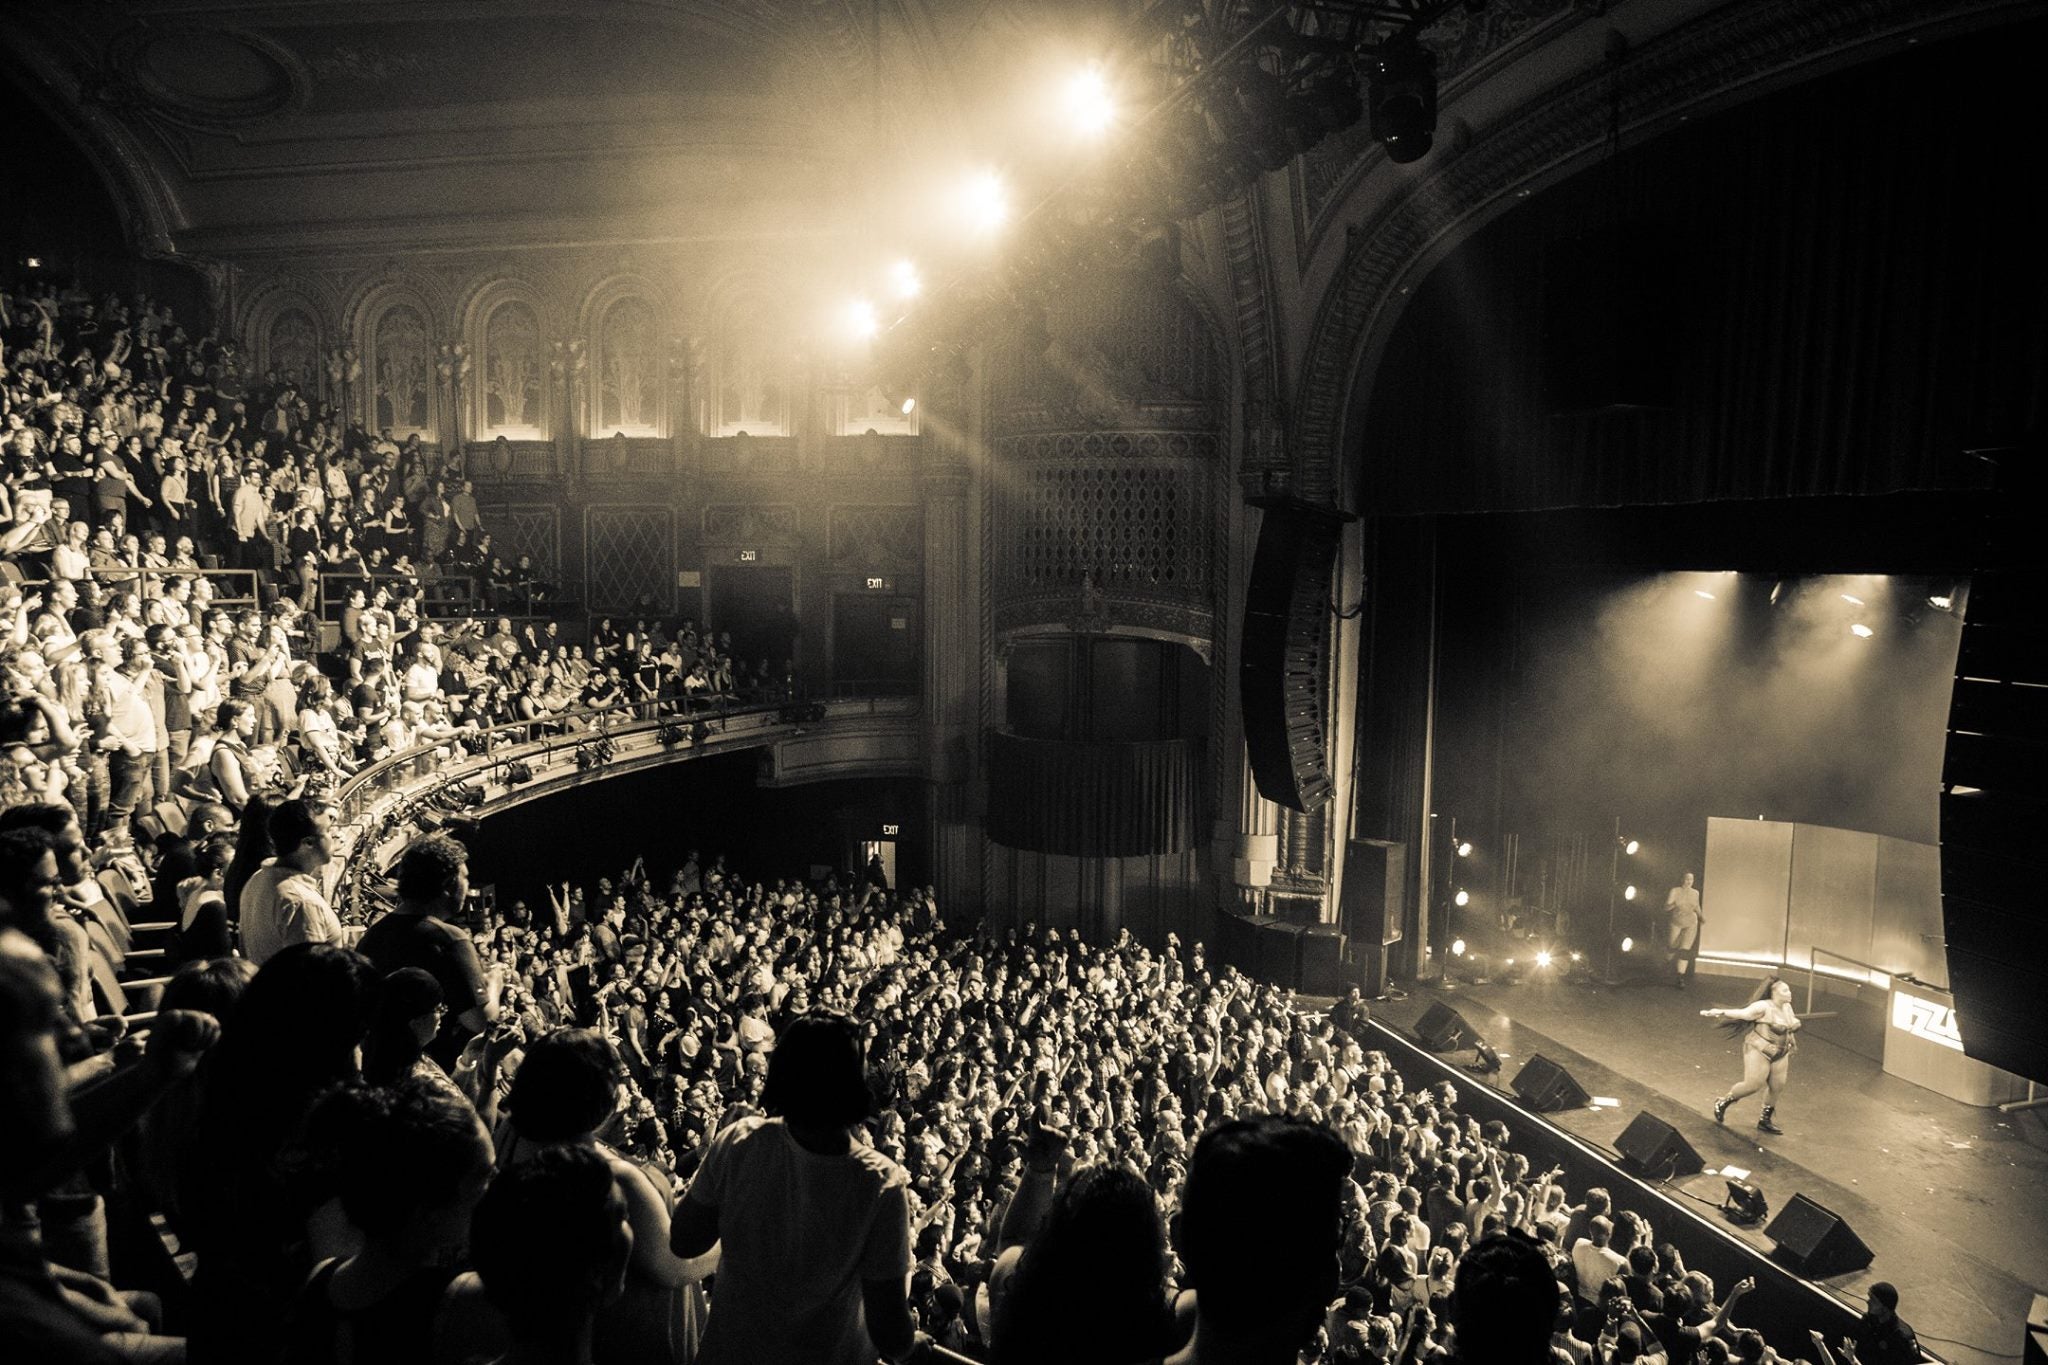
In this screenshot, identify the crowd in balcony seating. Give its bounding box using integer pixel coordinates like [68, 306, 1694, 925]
[1, 274, 1923, 1365]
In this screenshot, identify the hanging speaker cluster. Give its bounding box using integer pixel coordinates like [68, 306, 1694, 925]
[1240, 497, 1356, 812]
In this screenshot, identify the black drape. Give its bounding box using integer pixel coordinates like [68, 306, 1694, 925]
[986, 731, 1204, 858]
[1357, 24, 2045, 514]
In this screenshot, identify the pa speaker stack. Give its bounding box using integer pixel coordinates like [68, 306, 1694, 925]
[1941, 444, 2048, 1085]
[1240, 497, 1357, 813]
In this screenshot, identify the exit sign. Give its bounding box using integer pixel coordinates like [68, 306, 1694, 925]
[866, 576, 886, 590]
[738, 549, 758, 563]
[881, 824, 900, 836]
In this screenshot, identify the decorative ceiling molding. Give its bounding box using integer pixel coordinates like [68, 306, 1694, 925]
[1289, 0, 2036, 503]
[1217, 188, 1280, 412]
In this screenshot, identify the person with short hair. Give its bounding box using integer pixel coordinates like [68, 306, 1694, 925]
[355, 833, 498, 1067]
[1840, 1282, 1917, 1365]
[237, 799, 338, 965]
[467, 1145, 633, 1365]
[671, 1011, 926, 1365]
[1157, 1113, 1354, 1365]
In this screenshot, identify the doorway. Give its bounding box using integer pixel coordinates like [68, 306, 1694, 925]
[707, 566, 796, 667]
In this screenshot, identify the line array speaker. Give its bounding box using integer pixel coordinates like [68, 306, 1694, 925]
[1240, 497, 1356, 812]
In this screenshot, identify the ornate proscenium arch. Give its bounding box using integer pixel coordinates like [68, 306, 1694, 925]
[1288, 0, 2027, 500]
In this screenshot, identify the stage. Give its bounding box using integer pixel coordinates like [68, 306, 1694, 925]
[1371, 973, 2048, 1365]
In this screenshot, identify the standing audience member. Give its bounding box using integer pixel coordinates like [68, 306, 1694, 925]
[237, 798, 339, 965]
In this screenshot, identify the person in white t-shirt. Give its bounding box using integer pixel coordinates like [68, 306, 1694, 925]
[236, 798, 339, 965]
[671, 1012, 928, 1365]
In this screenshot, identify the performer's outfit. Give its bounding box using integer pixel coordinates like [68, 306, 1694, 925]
[1743, 1018, 1797, 1063]
[1664, 886, 1702, 987]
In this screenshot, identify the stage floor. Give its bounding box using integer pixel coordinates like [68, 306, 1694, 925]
[1371, 973, 2048, 1365]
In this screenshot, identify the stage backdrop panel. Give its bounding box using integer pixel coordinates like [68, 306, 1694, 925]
[1873, 836, 1946, 987]
[1706, 818, 1948, 983]
[1784, 823, 1879, 973]
[1702, 817, 1795, 963]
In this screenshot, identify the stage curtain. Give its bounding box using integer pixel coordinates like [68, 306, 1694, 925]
[1357, 29, 2043, 515]
[986, 731, 1203, 858]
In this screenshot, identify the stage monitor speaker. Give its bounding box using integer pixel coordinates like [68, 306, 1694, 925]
[1764, 1194, 1874, 1277]
[1614, 1111, 1705, 1179]
[1256, 920, 1305, 989]
[1941, 455, 2048, 1085]
[1511, 1054, 1592, 1113]
[1414, 1001, 1479, 1053]
[1299, 925, 1347, 995]
[2024, 1293, 2047, 1365]
[1339, 839, 1406, 947]
[1240, 497, 1357, 813]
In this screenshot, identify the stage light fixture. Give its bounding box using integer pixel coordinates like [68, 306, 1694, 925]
[1535, 950, 1554, 969]
[1454, 889, 1470, 907]
[1450, 938, 1467, 957]
[1928, 594, 1954, 612]
[1063, 65, 1116, 138]
[844, 298, 880, 341]
[1367, 42, 1438, 163]
[1850, 623, 1875, 638]
[878, 386, 916, 417]
[1569, 951, 1584, 963]
[1624, 839, 1640, 856]
[1473, 1041, 1503, 1073]
[1457, 840, 1473, 857]
[1623, 885, 1638, 901]
[887, 259, 921, 299]
[960, 171, 1009, 233]
[1841, 593, 1865, 606]
[1620, 936, 1635, 952]
[1769, 580, 1784, 606]
[1694, 590, 1717, 600]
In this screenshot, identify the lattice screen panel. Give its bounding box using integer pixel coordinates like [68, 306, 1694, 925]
[584, 506, 675, 613]
[995, 458, 1208, 594]
[481, 505, 561, 578]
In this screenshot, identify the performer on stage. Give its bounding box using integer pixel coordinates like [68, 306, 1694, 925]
[1702, 976, 1802, 1134]
[1664, 872, 1703, 989]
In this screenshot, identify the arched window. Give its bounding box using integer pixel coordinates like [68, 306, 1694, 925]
[704, 319, 792, 437]
[825, 374, 918, 437]
[265, 307, 321, 393]
[591, 296, 663, 436]
[478, 298, 546, 438]
[368, 302, 434, 438]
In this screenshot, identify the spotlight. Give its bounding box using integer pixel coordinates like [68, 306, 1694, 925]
[1367, 42, 1437, 163]
[23, 256, 41, 270]
[1623, 839, 1640, 856]
[1454, 889, 1470, 907]
[879, 386, 916, 417]
[1769, 581, 1784, 606]
[1456, 840, 1473, 858]
[887, 259, 921, 299]
[844, 298, 880, 341]
[1840, 593, 1865, 606]
[1928, 593, 1954, 612]
[960, 171, 1009, 232]
[1695, 590, 1717, 600]
[1620, 936, 1635, 953]
[1450, 938, 1467, 957]
[1062, 65, 1116, 138]
[1535, 950, 1554, 969]
[1623, 885, 1638, 901]
[1850, 623, 1875, 638]
[1569, 951, 1584, 963]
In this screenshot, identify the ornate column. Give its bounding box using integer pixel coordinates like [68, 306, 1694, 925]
[919, 360, 983, 909]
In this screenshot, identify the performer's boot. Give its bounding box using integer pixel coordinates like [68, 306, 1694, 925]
[1713, 1095, 1730, 1124]
[1756, 1105, 1782, 1135]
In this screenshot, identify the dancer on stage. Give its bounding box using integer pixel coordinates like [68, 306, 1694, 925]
[1664, 872, 1703, 989]
[1702, 975, 1802, 1134]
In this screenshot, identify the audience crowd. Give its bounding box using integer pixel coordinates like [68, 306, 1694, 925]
[0, 273, 1920, 1365]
